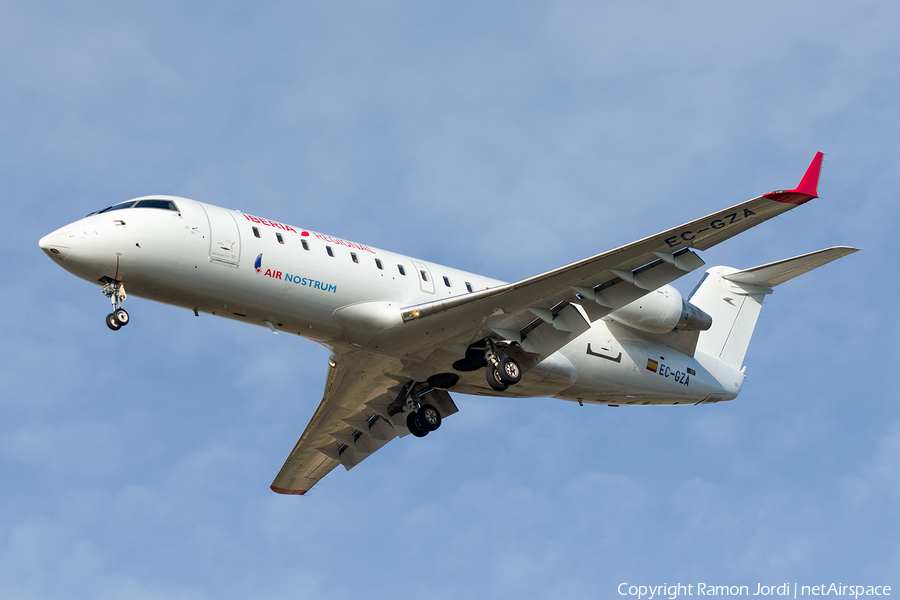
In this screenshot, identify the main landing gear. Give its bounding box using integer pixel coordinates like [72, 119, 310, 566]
[406, 404, 441, 438]
[101, 280, 130, 331]
[391, 382, 444, 438]
[484, 339, 522, 392]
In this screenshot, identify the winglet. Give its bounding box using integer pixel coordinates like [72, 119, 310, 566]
[763, 151, 824, 204]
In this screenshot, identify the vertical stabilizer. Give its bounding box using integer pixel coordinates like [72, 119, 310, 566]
[689, 267, 765, 368]
[688, 247, 858, 369]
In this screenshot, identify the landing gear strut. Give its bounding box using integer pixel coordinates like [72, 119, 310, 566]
[102, 281, 129, 331]
[484, 339, 522, 391]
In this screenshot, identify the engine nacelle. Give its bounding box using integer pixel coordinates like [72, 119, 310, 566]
[608, 284, 712, 334]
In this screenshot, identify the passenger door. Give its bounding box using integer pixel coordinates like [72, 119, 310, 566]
[200, 203, 241, 266]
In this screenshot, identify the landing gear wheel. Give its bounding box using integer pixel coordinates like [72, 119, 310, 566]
[106, 313, 122, 331]
[416, 404, 442, 432]
[498, 356, 521, 385]
[406, 411, 429, 437]
[114, 308, 130, 326]
[486, 366, 509, 391]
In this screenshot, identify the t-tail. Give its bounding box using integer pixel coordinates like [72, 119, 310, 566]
[688, 247, 859, 369]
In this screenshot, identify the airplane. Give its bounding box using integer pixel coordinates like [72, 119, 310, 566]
[38, 152, 857, 495]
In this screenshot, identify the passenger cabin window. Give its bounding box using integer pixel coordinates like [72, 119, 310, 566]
[301, 239, 309, 251]
[375, 258, 383, 270]
[443, 276, 451, 287]
[253, 227, 261, 238]
[420, 270, 429, 282]
[351, 252, 359, 264]
[398, 265, 406, 276]
[326, 246, 334, 257]
[276, 232, 284, 244]
[465, 282, 474, 293]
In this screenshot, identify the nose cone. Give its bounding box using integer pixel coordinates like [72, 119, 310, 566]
[39, 228, 77, 260]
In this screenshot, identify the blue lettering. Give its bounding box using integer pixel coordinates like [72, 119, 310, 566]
[314, 281, 321, 290]
[301, 278, 308, 286]
[328, 284, 337, 293]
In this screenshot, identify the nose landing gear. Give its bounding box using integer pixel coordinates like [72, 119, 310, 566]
[101, 281, 129, 331]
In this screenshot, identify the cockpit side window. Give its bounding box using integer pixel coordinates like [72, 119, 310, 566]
[134, 199, 178, 211]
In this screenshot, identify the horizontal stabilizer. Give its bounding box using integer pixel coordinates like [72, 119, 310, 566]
[723, 246, 859, 288]
[691, 245, 858, 368]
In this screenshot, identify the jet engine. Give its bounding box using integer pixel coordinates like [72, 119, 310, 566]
[608, 284, 712, 334]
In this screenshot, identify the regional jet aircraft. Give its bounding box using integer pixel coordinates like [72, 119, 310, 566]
[39, 153, 857, 494]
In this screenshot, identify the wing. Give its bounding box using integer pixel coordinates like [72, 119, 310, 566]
[275, 153, 826, 494]
[373, 152, 827, 362]
[270, 348, 458, 495]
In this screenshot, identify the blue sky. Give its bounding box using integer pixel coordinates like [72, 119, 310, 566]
[2, 1, 898, 598]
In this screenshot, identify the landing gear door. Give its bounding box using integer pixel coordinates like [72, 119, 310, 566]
[200, 204, 241, 266]
[411, 261, 435, 294]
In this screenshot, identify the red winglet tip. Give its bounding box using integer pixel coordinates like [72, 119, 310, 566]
[763, 152, 824, 203]
[792, 151, 824, 198]
[271, 485, 308, 495]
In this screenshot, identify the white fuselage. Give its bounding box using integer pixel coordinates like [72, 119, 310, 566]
[39, 196, 743, 407]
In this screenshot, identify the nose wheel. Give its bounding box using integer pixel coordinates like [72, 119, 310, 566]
[106, 308, 130, 330]
[106, 313, 122, 331]
[114, 308, 129, 325]
[102, 281, 130, 331]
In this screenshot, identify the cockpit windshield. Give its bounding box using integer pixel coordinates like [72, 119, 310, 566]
[88, 201, 135, 216]
[88, 198, 179, 217]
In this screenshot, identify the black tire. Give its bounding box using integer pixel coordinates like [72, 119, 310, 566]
[406, 411, 429, 437]
[486, 366, 509, 391]
[106, 313, 121, 331]
[498, 356, 522, 385]
[114, 308, 130, 326]
[416, 404, 442, 431]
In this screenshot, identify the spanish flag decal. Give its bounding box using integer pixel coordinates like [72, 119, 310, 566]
[646, 359, 659, 373]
